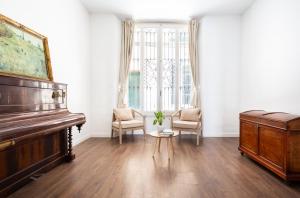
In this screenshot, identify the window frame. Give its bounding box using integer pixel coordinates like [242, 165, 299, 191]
[128, 22, 192, 114]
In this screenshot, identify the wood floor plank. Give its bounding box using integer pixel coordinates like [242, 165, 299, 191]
[8, 135, 300, 198]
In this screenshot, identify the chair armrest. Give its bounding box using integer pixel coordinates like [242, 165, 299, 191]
[170, 110, 181, 129]
[112, 110, 117, 122]
[117, 119, 122, 128]
[195, 112, 202, 129]
[132, 109, 146, 127]
[171, 110, 181, 118]
[198, 112, 202, 122]
[112, 112, 122, 129]
[132, 109, 145, 118]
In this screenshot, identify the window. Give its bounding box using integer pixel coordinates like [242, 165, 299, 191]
[128, 24, 192, 112]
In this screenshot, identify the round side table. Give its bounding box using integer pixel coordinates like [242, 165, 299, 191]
[148, 130, 179, 159]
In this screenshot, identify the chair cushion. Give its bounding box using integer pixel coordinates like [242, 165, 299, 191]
[173, 120, 199, 129]
[112, 120, 143, 129]
[114, 108, 133, 121]
[180, 108, 200, 121]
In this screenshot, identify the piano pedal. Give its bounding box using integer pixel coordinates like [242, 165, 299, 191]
[30, 173, 43, 181]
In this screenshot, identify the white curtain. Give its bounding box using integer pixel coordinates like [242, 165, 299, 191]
[117, 20, 135, 107]
[188, 19, 200, 107]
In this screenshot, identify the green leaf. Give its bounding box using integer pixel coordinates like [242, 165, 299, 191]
[153, 119, 157, 125]
[153, 111, 165, 126]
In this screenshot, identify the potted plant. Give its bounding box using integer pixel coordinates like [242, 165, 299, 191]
[153, 111, 165, 132]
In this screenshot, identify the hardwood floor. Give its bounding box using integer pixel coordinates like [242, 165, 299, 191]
[9, 135, 300, 198]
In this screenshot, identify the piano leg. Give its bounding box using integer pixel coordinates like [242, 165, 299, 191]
[66, 127, 75, 162]
[76, 124, 83, 132]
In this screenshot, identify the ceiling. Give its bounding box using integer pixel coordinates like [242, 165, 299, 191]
[81, 0, 254, 20]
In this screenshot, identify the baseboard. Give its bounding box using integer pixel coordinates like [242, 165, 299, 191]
[73, 134, 91, 146]
[89, 132, 239, 138]
[90, 134, 111, 138]
[90, 130, 145, 138]
[203, 133, 239, 137]
[178, 131, 239, 137]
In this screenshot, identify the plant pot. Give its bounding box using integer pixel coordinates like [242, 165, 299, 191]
[157, 125, 164, 133]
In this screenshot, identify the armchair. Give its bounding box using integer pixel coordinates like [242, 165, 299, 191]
[112, 108, 146, 144]
[171, 108, 202, 145]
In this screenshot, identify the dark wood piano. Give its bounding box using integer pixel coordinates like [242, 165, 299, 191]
[0, 76, 86, 196]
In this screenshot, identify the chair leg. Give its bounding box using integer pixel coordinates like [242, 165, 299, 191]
[119, 129, 123, 144]
[178, 130, 182, 142]
[196, 128, 202, 146]
[167, 138, 170, 160]
[143, 128, 146, 140]
[153, 138, 158, 157]
[158, 138, 161, 152]
[170, 137, 175, 156]
[111, 128, 114, 138]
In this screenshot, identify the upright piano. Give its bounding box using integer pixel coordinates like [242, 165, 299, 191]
[0, 76, 86, 196]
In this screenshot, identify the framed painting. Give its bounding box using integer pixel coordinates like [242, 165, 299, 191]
[0, 14, 53, 81]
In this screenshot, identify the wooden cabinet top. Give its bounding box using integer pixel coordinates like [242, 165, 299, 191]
[240, 110, 267, 117]
[240, 110, 300, 131]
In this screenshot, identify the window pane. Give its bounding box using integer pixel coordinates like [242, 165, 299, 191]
[143, 28, 158, 111]
[128, 28, 141, 109]
[128, 71, 140, 109]
[178, 29, 192, 109]
[128, 25, 193, 112]
[162, 28, 176, 111]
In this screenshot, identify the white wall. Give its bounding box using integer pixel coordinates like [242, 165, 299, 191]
[0, 0, 91, 145]
[90, 14, 121, 137]
[88, 15, 242, 137]
[3, 0, 298, 140]
[200, 16, 241, 137]
[0, 0, 243, 139]
[241, 0, 300, 114]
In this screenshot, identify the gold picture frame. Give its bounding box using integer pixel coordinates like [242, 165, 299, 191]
[0, 14, 53, 81]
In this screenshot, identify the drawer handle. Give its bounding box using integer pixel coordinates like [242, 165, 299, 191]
[52, 91, 61, 99]
[0, 140, 15, 150]
[52, 91, 66, 99]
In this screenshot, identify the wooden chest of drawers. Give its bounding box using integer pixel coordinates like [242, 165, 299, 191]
[239, 110, 300, 181]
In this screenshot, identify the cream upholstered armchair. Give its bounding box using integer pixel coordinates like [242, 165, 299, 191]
[171, 108, 202, 145]
[111, 108, 146, 144]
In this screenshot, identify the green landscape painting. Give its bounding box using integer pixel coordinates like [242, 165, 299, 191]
[0, 21, 48, 79]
